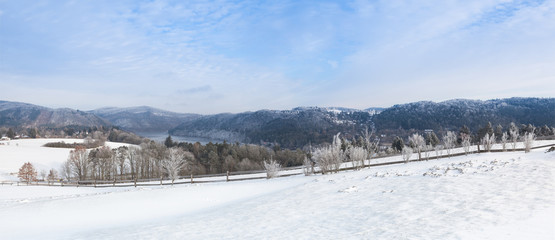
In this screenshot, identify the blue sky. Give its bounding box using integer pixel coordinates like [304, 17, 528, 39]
[1, 0, 554, 114]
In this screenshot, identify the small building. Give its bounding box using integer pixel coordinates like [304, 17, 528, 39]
[0, 137, 10, 141]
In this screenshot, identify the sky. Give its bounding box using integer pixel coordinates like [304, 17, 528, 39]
[1, 0, 554, 114]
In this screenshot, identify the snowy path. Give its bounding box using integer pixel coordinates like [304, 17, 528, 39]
[1, 148, 553, 239]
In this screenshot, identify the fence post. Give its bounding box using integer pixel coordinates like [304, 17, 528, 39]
[134, 178, 137, 188]
[226, 171, 229, 182]
[191, 173, 194, 184]
[94, 179, 97, 188]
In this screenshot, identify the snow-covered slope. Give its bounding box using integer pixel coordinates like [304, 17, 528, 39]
[0, 146, 553, 239]
[0, 139, 131, 181]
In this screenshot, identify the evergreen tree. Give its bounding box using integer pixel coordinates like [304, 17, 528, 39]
[458, 125, 471, 144]
[164, 135, 175, 148]
[425, 132, 439, 146]
[478, 122, 493, 139]
[7, 128, 15, 139]
[391, 136, 404, 152]
[494, 124, 503, 140]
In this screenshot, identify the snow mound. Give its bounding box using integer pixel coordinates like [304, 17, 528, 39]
[424, 158, 517, 177]
[338, 186, 358, 193]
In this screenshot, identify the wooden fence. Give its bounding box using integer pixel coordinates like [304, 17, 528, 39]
[2, 142, 554, 188]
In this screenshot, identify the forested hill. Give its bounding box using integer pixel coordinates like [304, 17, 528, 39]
[169, 107, 379, 149]
[372, 98, 555, 132]
[89, 106, 200, 133]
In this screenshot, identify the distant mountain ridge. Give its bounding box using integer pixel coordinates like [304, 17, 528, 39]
[0, 100, 109, 128]
[372, 97, 555, 132]
[89, 106, 200, 133]
[1, 98, 553, 149]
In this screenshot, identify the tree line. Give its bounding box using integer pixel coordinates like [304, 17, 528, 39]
[57, 136, 308, 182]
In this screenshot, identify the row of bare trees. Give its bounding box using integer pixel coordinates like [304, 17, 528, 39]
[63, 142, 195, 184]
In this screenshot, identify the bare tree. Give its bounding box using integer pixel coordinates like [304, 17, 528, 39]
[402, 147, 413, 163]
[409, 133, 425, 160]
[223, 155, 237, 172]
[523, 132, 535, 153]
[443, 131, 457, 157]
[68, 146, 89, 181]
[39, 169, 47, 181]
[115, 146, 128, 178]
[60, 160, 72, 181]
[18, 162, 37, 183]
[127, 146, 139, 180]
[263, 157, 281, 179]
[47, 169, 58, 184]
[96, 146, 113, 180]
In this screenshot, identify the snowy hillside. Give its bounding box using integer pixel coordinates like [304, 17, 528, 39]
[0, 143, 553, 239]
[0, 139, 130, 181]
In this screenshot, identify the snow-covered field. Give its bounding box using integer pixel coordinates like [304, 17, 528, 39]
[0, 138, 130, 181]
[0, 140, 553, 239]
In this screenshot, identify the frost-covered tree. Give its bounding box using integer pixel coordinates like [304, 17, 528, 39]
[501, 132, 508, 152]
[162, 148, 191, 185]
[481, 133, 495, 152]
[434, 145, 443, 159]
[461, 133, 471, 155]
[348, 146, 367, 170]
[409, 133, 425, 160]
[443, 131, 457, 157]
[18, 162, 37, 183]
[402, 147, 413, 163]
[302, 157, 314, 176]
[361, 126, 379, 163]
[312, 133, 344, 174]
[509, 122, 519, 151]
[424, 144, 432, 160]
[523, 132, 535, 153]
[263, 157, 281, 179]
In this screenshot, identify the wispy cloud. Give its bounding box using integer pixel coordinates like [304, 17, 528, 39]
[176, 85, 212, 95]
